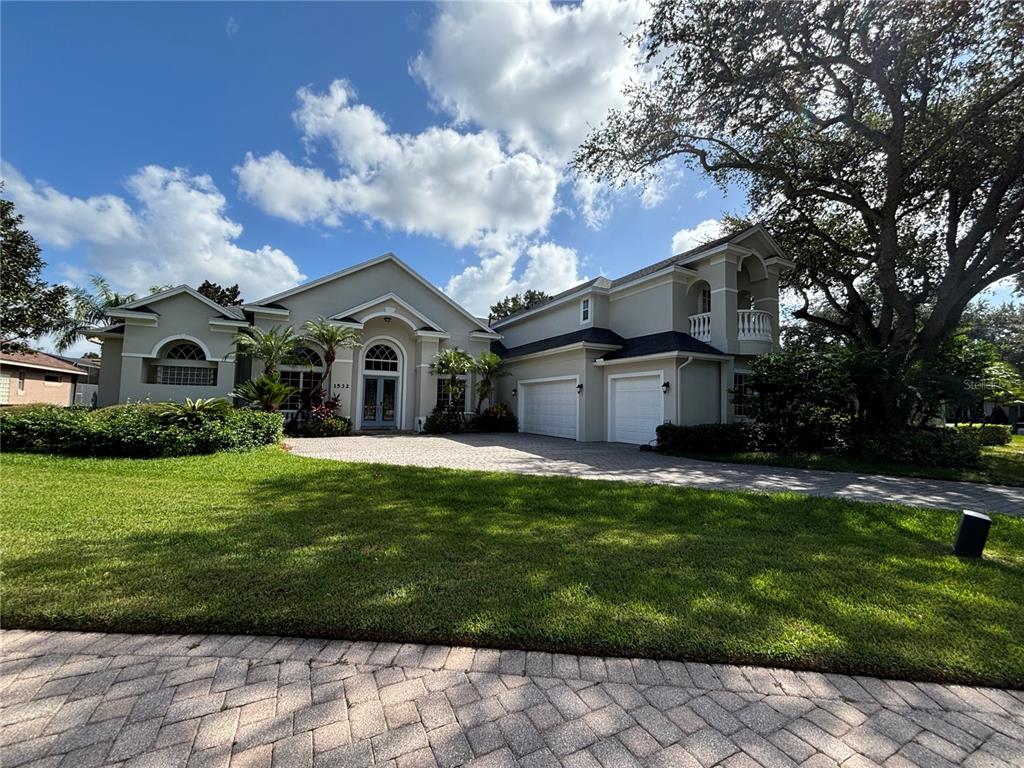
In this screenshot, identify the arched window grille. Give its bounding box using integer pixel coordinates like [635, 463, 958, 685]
[291, 346, 324, 368]
[365, 344, 399, 372]
[155, 341, 216, 386]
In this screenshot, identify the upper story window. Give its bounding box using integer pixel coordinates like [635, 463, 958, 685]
[700, 287, 712, 314]
[580, 297, 591, 323]
[365, 344, 399, 372]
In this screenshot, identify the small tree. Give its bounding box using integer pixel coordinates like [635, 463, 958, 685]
[430, 348, 474, 416]
[54, 275, 138, 352]
[301, 317, 362, 395]
[232, 373, 297, 413]
[231, 325, 301, 375]
[472, 351, 505, 413]
[1, 197, 70, 353]
[489, 290, 549, 322]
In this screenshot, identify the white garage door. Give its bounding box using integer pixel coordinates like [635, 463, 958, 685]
[610, 374, 663, 444]
[520, 379, 578, 440]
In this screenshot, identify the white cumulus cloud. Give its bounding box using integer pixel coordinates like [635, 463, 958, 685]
[671, 218, 725, 254]
[3, 162, 304, 298]
[236, 80, 560, 248]
[413, 0, 647, 163]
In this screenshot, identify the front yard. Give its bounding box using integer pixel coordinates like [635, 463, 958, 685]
[671, 433, 1024, 487]
[3, 448, 1022, 687]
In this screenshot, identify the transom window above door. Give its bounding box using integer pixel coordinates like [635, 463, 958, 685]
[365, 344, 398, 372]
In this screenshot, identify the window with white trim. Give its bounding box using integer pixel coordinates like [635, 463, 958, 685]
[151, 341, 218, 386]
[17, 371, 26, 393]
[733, 372, 753, 418]
[279, 346, 324, 411]
[365, 344, 399, 372]
[435, 375, 469, 413]
[580, 297, 591, 323]
[700, 287, 712, 314]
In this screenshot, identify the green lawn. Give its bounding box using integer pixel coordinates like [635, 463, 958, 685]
[672, 434, 1024, 487]
[3, 448, 1022, 686]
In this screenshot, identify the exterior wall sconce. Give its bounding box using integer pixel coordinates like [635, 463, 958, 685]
[662, 381, 670, 394]
[383, 316, 391, 324]
[576, 383, 584, 394]
[511, 387, 517, 397]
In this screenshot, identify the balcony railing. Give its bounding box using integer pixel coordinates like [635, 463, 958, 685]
[688, 310, 772, 343]
[689, 312, 712, 341]
[738, 309, 772, 341]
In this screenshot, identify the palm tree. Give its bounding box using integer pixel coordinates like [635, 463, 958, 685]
[302, 317, 362, 393]
[231, 325, 301, 375]
[472, 351, 505, 413]
[54, 275, 138, 352]
[232, 373, 297, 413]
[430, 347, 474, 415]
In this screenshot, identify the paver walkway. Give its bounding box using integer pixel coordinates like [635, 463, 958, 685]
[2, 630, 1021, 768]
[288, 434, 1024, 517]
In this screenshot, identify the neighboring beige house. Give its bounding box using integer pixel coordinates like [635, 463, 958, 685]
[92, 225, 791, 443]
[0, 350, 87, 407]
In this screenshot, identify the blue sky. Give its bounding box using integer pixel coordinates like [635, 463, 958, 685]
[2, 0, 739, 338]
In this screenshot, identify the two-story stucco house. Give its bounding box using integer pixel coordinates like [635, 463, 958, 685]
[92, 224, 790, 444]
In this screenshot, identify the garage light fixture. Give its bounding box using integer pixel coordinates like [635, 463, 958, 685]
[576, 383, 584, 394]
[662, 381, 670, 394]
[511, 387, 517, 397]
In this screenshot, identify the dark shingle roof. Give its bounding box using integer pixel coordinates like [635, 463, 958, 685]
[492, 327, 624, 359]
[220, 305, 246, 320]
[600, 331, 724, 361]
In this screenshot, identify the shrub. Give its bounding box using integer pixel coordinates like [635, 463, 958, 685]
[285, 416, 352, 438]
[848, 428, 982, 468]
[423, 407, 464, 434]
[0, 403, 282, 458]
[469, 403, 518, 433]
[743, 348, 854, 453]
[655, 422, 760, 454]
[957, 423, 1012, 446]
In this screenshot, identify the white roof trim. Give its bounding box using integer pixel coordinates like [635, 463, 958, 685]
[121, 284, 232, 316]
[252, 253, 493, 333]
[106, 308, 160, 324]
[490, 285, 610, 329]
[331, 293, 444, 332]
[0, 359, 85, 375]
[470, 330, 503, 340]
[243, 304, 291, 318]
[502, 341, 621, 363]
[594, 350, 731, 366]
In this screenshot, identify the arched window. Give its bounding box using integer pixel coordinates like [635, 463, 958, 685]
[164, 342, 206, 361]
[291, 346, 323, 368]
[365, 344, 399, 372]
[153, 340, 216, 386]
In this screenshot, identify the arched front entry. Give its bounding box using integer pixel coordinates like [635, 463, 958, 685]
[358, 339, 403, 429]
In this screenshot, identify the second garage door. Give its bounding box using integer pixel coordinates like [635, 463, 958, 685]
[609, 374, 663, 444]
[520, 378, 578, 440]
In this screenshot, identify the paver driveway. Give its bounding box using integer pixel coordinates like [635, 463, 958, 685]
[288, 434, 1024, 517]
[3, 630, 1022, 768]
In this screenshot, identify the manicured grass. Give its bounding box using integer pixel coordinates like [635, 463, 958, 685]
[672, 434, 1024, 487]
[3, 448, 1022, 686]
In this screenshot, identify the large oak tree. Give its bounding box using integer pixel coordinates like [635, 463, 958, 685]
[575, 0, 1024, 425]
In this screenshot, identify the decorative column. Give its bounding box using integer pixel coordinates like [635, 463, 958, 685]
[707, 252, 739, 353]
[415, 338, 440, 429]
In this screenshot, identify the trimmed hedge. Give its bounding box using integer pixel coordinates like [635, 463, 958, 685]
[0, 404, 282, 458]
[956, 424, 1012, 446]
[471, 403, 519, 433]
[848, 428, 982, 468]
[655, 422, 760, 454]
[285, 416, 353, 438]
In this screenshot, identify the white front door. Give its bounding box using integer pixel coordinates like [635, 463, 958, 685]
[520, 379, 577, 440]
[609, 374, 663, 444]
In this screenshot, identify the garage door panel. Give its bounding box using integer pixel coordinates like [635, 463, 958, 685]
[610, 375, 662, 444]
[521, 379, 577, 440]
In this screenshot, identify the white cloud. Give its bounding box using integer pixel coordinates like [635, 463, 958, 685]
[236, 80, 560, 248]
[671, 218, 725, 254]
[413, 0, 647, 163]
[3, 162, 304, 298]
[226, 16, 239, 38]
[444, 236, 587, 316]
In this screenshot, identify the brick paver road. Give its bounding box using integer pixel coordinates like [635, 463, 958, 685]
[288, 434, 1024, 517]
[2, 630, 1022, 768]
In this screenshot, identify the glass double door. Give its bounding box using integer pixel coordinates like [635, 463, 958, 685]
[362, 376, 397, 428]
